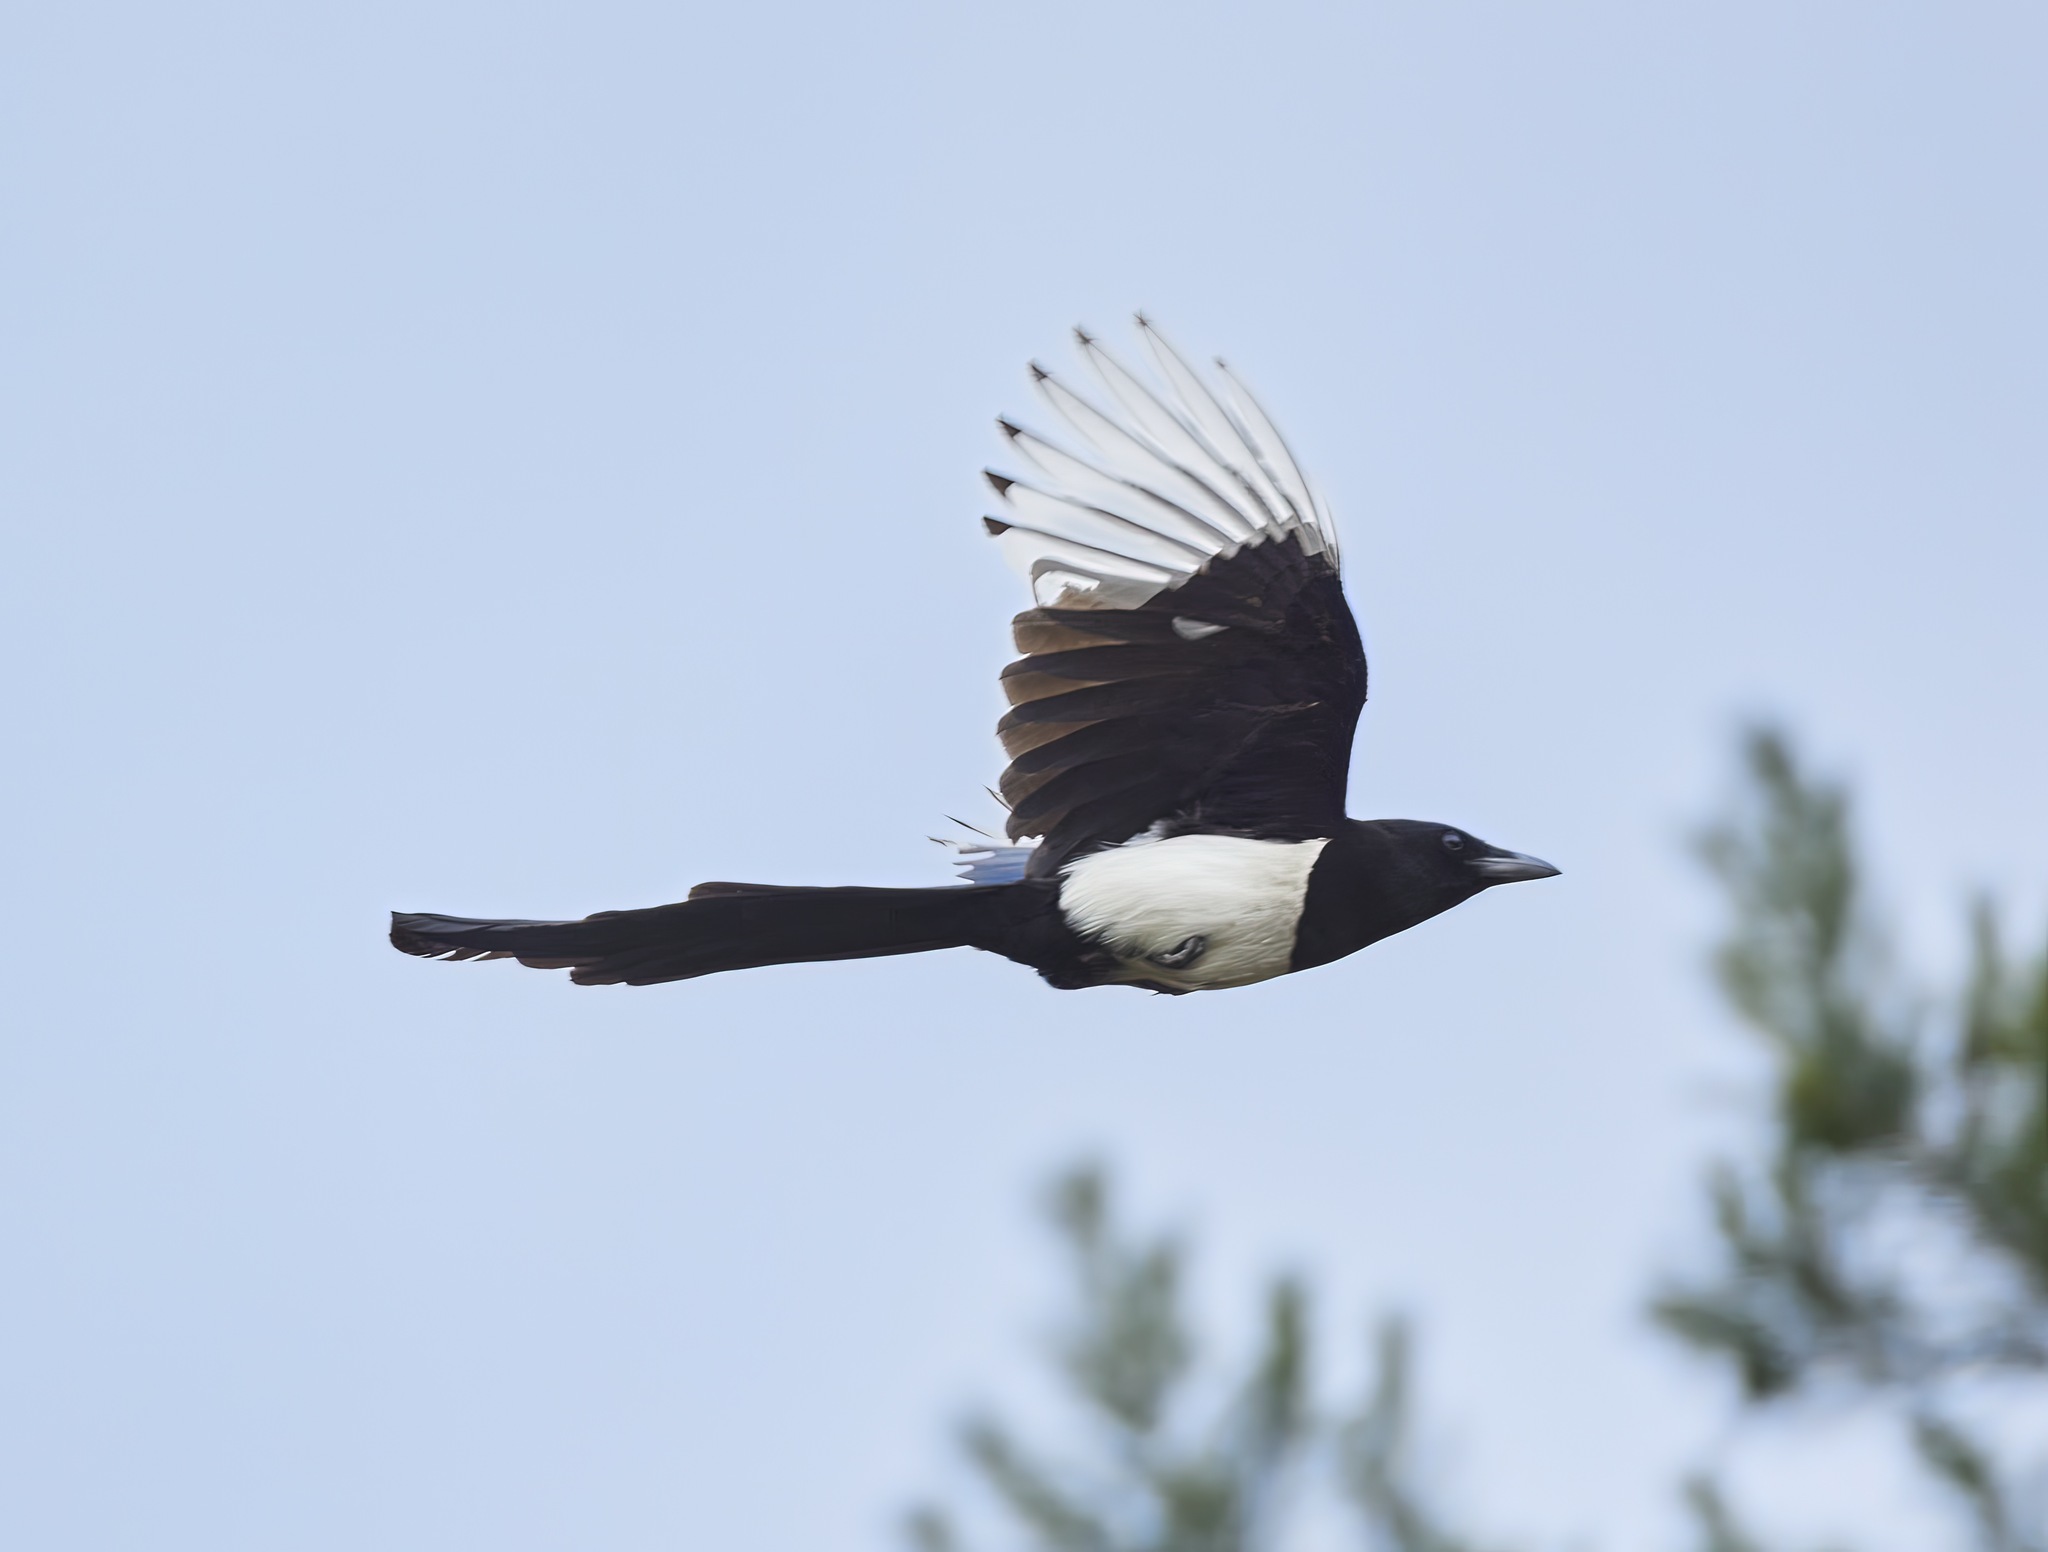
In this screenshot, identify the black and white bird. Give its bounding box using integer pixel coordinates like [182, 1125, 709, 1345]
[391, 320, 1558, 994]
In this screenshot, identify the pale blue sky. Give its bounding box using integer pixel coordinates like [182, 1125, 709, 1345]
[4, 3, 2044, 1548]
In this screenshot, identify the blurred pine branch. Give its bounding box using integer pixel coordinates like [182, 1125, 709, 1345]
[904, 1162, 1491, 1552]
[1654, 728, 2046, 1545]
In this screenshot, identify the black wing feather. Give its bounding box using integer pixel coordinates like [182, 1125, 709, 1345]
[997, 529, 1365, 874]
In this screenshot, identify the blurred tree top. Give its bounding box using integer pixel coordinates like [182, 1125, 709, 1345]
[904, 729, 2046, 1552]
[1654, 728, 2046, 1549]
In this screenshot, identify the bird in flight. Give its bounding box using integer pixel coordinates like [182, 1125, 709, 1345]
[391, 319, 1557, 994]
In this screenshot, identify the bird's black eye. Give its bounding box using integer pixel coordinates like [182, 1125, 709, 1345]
[1441, 832, 1465, 852]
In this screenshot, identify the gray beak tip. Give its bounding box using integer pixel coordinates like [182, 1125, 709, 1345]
[1470, 850, 1562, 884]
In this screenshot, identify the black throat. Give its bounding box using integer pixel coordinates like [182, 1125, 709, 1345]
[1288, 822, 1480, 973]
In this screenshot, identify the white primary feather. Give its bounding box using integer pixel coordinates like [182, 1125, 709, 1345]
[986, 319, 1339, 609]
[1058, 834, 1330, 991]
[1030, 366, 1256, 544]
[989, 478, 1211, 573]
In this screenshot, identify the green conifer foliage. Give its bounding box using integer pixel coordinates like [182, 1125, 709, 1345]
[904, 1164, 1490, 1552]
[1656, 727, 2046, 1548]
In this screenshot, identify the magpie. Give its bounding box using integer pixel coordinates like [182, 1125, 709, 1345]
[390, 319, 1558, 994]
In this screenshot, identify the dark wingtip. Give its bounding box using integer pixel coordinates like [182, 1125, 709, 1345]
[983, 470, 1015, 498]
[1072, 325, 1095, 347]
[995, 416, 1023, 440]
[982, 516, 1011, 536]
[1027, 360, 1051, 382]
[1134, 309, 1153, 328]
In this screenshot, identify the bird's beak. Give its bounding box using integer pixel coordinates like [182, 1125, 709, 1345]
[1469, 849, 1561, 883]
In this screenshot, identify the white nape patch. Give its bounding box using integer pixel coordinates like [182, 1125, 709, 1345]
[1058, 834, 1331, 992]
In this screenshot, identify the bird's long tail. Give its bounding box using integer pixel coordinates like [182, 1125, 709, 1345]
[390, 881, 1031, 987]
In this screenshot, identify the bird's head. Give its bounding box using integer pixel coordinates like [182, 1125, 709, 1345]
[1397, 819, 1558, 887]
[1295, 819, 1561, 969]
[1371, 818, 1560, 908]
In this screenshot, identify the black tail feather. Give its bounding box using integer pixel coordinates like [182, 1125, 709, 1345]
[390, 882, 1028, 987]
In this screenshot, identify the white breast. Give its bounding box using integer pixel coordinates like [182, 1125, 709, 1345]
[1058, 834, 1331, 991]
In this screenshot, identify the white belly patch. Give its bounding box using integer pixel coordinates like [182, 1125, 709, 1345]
[1058, 834, 1331, 991]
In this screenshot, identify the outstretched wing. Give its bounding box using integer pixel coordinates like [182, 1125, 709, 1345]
[986, 319, 1367, 877]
